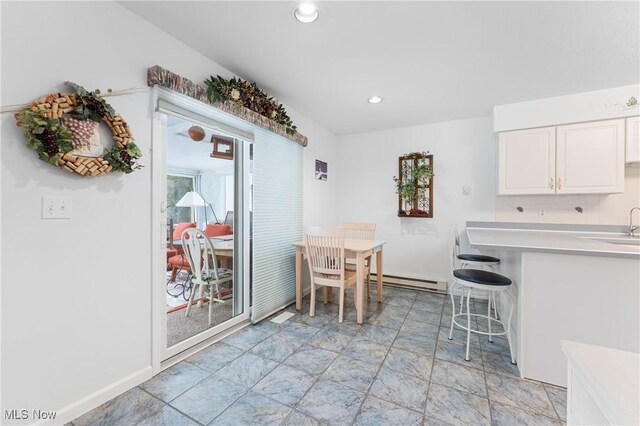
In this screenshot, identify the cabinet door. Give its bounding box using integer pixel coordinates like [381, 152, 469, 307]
[556, 119, 625, 194]
[498, 127, 556, 195]
[626, 116, 640, 164]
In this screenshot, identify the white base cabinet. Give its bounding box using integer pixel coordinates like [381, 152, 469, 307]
[498, 118, 626, 195]
[562, 341, 639, 426]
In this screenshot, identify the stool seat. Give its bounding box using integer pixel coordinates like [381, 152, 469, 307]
[453, 269, 512, 286]
[457, 253, 499, 263]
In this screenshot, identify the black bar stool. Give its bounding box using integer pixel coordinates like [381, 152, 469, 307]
[448, 227, 516, 364]
[452, 226, 501, 316]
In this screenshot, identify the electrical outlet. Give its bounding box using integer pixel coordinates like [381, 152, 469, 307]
[42, 196, 72, 219]
[462, 185, 471, 195]
[538, 209, 545, 217]
[59, 197, 71, 218]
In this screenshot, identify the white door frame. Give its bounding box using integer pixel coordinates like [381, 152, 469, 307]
[151, 92, 165, 374]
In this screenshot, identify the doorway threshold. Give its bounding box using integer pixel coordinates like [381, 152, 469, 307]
[161, 318, 250, 371]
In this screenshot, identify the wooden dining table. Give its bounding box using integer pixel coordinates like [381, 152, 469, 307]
[292, 239, 387, 324]
[173, 235, 234, 257]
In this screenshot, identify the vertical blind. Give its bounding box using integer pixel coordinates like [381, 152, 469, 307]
[251, 127, 303, 323]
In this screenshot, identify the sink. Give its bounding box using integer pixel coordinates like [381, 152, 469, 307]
[584, 235, 640, 246]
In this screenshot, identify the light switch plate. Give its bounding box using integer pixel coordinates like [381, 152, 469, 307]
[42, 196, 72, 219]
[462, 185, 471, 195]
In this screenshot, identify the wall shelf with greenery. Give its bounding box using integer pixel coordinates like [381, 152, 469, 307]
[393, 152, 433, 218]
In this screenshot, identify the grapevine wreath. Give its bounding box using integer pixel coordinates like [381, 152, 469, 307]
[14, 82, 142, 177]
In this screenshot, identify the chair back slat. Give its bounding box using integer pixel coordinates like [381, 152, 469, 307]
[343, 222, 376, 240]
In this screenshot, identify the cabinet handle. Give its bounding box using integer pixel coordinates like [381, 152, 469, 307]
[558, 178, 562, 190]
[549, 177, 554, 189]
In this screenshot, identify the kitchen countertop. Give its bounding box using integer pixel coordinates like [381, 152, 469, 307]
[561, 340, 639, 425]
[466, 221, 640, 258]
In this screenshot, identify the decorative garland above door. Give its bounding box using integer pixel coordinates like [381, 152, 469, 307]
[147, 65, 308, 147]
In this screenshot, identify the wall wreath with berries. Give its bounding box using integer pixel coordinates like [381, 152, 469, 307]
[14, 82, 142, 177]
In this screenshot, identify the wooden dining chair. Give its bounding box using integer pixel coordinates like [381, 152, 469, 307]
[304, 227, 357, 323]
[343, 222, 376, 298]
[181, 228, 233, 326]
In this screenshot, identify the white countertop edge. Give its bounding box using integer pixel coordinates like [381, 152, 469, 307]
[466, 227, 640, 258]
[467, 221, 629, 234]
[469, 240, 639, 259]
[561, 340, 640, 426]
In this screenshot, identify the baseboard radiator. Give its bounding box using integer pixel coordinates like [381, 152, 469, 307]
[370, 273, 447, 294]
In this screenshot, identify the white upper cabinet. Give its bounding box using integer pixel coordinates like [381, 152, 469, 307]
[498, 119, 626, 195]
[626, 115, 640, 163]
[556, 119, 625, 194]
[498, 127, 556, 195]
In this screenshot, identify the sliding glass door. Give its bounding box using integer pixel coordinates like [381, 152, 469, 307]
[158, 111, 251, 361]
[151, 85, 302, 365]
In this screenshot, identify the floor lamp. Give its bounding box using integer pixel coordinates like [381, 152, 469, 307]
[175, 191, 220, 225]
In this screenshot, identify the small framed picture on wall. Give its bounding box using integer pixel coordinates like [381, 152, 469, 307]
[315, 160, 328, 181]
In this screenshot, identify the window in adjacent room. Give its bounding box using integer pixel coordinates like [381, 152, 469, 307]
[167, 174, 194, 223]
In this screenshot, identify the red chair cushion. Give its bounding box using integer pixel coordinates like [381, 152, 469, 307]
[166, 248, 178, 260]
[204, 224, 232, 237]
[168, 254, 190, 268]
[172, 222, 196, 241]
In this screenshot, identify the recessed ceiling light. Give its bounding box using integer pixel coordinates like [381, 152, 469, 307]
[368, 96, 383, 104]
[294, 3, 318, 23]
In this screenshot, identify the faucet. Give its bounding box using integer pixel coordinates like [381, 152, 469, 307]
[629, 207, 640, 236]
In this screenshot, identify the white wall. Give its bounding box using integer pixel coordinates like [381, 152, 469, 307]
[290, 109, 341, 227]
[495, 166, 640, 224]
[200, 169, 226, 225]
[0, 2, 338, 423]
[225, 175, 234, 219]
[338, 117, 496, 283]
[493, 84, 639, 132]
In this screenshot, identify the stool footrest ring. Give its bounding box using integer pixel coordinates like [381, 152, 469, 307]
[452, 313, 508, 338]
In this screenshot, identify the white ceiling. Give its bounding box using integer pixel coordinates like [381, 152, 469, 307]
[123, 1, 639, 136]
[166, 115, 235, 174]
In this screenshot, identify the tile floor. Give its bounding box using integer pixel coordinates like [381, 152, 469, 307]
[73, 286, 567, 425]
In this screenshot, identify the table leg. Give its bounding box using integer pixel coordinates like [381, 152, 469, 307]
[376, 250, 384, 303]
[295, 247, 303, 310]
[356, 253, 365, 324]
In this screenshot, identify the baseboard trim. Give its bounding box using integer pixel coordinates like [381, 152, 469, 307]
[370, 273, 447, 293]
[56, 320, 252, 424]
[52, 366, 153, 426]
